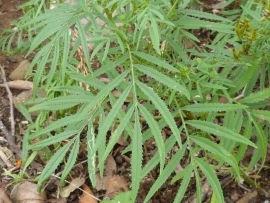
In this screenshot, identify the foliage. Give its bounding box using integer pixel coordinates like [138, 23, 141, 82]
[1, 0, 270, 202]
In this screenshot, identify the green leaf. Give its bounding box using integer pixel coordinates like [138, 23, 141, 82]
[18, 104, 33, 123]
[240, 88, 270, 104]
[144, 143, 187, 203]
[29, 94, 93, 111]
[133, 51, 180, 72]
[61, 136, 80, 184]
[30, 130, 78, 150]
[136, 81, 181, 147]
[171, 164, 192, 184]
[250, 110, 270, 122]
[28, 114, 88, 139]
[22, 151, 37, 174]
[190, 136, 240, 182]
[99, 103, 135, 171]
[138, 103, 165, 173]
[173, 164, 193, 203]
[182, 103, 248, 112]
[195, 157, 224, 203]
[141, 135, 176, 178]
[183, 9, 232, 22]
[97, 85, 132, 153]
[131, 108, 142, 202]
[230, 58, 261, 95]
[186, 120, 256, 148]
[248, 118, 267, 170]
[176, 16, 234, 33]
[81, 70, 130, 115]
[235, 119, 252, 162]
[38, 141, 73, 191]
[76, 17, 92, 73]
[149, 17, 160, 55]
[210, 192, 218, 203]
[135, 64, 189, 99]
[194, 168, 202, 203]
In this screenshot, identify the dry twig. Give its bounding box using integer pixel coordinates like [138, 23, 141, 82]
[0, 65, 15, 136]
[0, 65, 21, 158]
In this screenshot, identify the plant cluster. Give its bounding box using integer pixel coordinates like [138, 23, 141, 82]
[1, 0, 270, 202]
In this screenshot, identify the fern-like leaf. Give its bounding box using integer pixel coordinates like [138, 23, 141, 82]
[182, 103, 248, 112]
[136, 80, 182, 147]
[138, 103, 165, 173]
[60, 136, 80, 184]
[133, 51, 180, 72]
[195, 157, 224, 203]
[186, 120, 256, 148]
[30, 130, 78, 150]
[144, 142, 187, 203]
[240, 88, 270, 104]
[37, 141, 73, 191]
[135, 64, 189, 98]
[131, 108, 143, 202]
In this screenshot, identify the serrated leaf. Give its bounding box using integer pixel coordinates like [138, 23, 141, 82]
[240, 88, 270, 104]
[61, 136, 80, 184]
[194, 168, 202, 203]
[138, 103, 165, 173]
[100, 104, 134, 171]
[18, 103, 33, 123]
[173, 164, 193, 203]
[29, 114, 88, 139]
[144, 143, 187, 203]
[186, 120, 256, 148]
[250, 110, 270, 122]
[230, 58, 261, 95]
[76, 17, 92, 74]
[141, 135, 176, 178]
[97, 85, 132, 153]
[136, 81, 181, 147]
[248, 119, 267, 170]
[135, 64, 189, 99]
[171, 164, 192, 184]
[191, 136, 240, 182]
[149, 17, 160, 55]
[235, 119, 252, 162]
[30, 130, 78, 150]
[81, 70, 130, 115]
[38, 141, 73, 190]
[195, 157, 224, 203]
[27, 17, 69, 55]
[133, 51, 180, 72]
[182, 103, 248, 112]
[131, 109, 142, 202]
[183, 9, 232, 22]
[29, 94, 93, 111]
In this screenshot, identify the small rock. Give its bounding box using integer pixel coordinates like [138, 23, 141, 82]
[11, 181, 47, 203]
[9, 60, 30, 80]
[13, 88, 46, 116]
[115, 155, 123, 165]
[236, 190, 258, 203]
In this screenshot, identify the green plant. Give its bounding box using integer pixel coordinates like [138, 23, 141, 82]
[3, 152, 37, 185]
[101, 191, 132, 203]
[1, 0, 270, 202]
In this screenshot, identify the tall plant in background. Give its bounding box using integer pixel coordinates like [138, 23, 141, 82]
[1, 0, 270, 202]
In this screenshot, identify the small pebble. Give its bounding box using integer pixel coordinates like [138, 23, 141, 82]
[115, 155, 123, 165]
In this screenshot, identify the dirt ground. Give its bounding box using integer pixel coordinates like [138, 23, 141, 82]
[1, 0, 270, 203]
